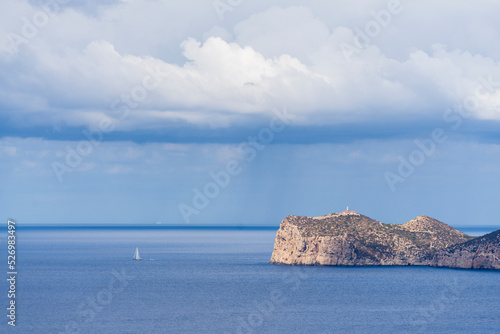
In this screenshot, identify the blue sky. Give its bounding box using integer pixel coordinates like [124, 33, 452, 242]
[1, 0, 500, 226]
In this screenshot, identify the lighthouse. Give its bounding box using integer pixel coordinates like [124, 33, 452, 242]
[341, 206, 357, 215]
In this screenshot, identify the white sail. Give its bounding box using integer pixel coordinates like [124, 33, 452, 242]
[133, 247, 142, 260]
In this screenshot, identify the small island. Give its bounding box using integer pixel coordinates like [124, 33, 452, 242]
[270, 208, 500, 270]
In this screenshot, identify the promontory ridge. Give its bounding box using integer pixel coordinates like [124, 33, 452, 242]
[270, 208, 500, 270]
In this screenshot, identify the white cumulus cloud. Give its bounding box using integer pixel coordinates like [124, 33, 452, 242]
[1, 0, 500, 132]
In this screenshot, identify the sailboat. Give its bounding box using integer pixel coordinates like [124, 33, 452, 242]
[133, 247, 142, 260]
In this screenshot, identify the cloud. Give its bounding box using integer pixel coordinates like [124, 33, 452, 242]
[2, 145, 17, 156]
[233, 6, 331, 64]
[1, 1, 500, 138]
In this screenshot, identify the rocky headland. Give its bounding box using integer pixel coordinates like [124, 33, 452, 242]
[431, 229, 500, 269]
[270, 210, 500, 270]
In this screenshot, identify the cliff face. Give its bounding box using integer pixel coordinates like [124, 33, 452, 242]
[270, 212, 477, 267]
[431, 230, 500, 270]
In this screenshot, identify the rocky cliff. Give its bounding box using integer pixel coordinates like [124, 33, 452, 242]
[269, 212, 496, 269]
[431, 229, 500, 269]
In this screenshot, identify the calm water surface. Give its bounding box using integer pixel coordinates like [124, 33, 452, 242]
[1, 227, 499, 334]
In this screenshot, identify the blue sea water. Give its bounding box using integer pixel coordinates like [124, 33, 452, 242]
[1, 227, 499, 334]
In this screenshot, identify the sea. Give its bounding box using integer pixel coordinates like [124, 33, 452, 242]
[1, 225, 499, 334]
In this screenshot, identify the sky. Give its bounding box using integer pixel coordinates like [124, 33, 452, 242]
[1, 0, 500, 226]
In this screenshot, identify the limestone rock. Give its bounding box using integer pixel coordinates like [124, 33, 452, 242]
[269, 211, 491, 269]
[431, 229, 500, 270]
